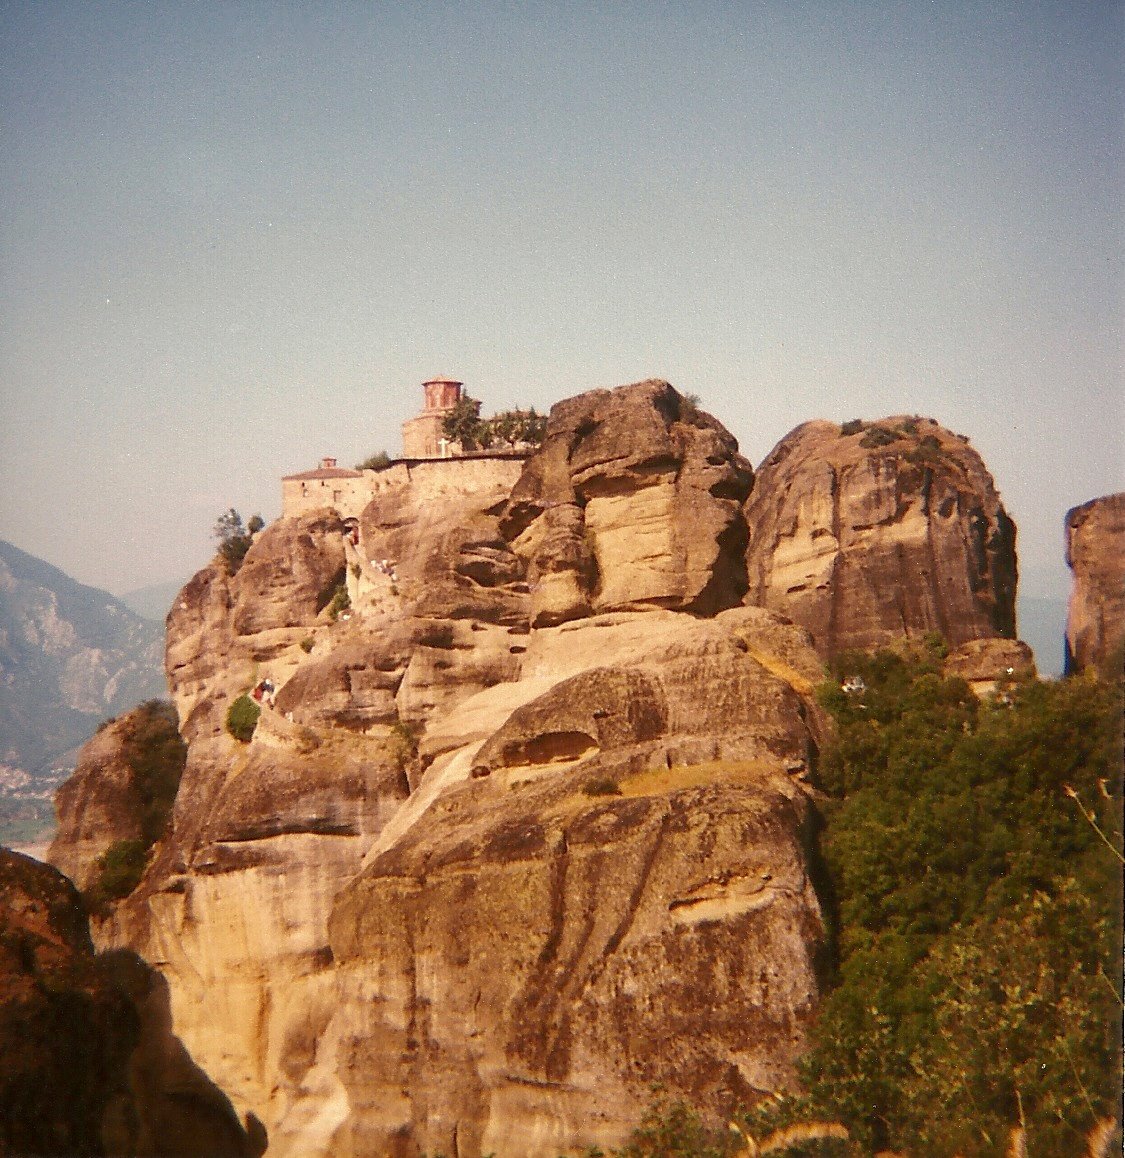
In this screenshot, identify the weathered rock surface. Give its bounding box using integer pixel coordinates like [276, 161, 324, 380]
[164, 509, 348, 741]
[943, 637, 1036, 696]
[325, 607, 826, 1156]
[47, 700, 185, 892]
[500, 380, 754, 626]
[46, 714, 149, 892]
[744, 418, 1017, 659]
[1065, 493, 1125, 675]
[57, 386, 831, 1157]
[51, 385, 1040, 1156]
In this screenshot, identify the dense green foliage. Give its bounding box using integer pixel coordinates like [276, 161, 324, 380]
[356, 449, 392, 470]
[89, 839, 149, 906]
[441, 394, 548, 451]
[118, 699, 186, 847]
[803, 646, 1123, 1155]
[608, 1098, 731, 1157]
[225, 693, 261, 743]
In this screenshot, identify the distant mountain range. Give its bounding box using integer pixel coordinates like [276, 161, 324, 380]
[118, 579, 189, 623]
[0, 541, 167, 843]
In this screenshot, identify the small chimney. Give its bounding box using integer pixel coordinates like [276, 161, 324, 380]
[321, 457, 337, 469]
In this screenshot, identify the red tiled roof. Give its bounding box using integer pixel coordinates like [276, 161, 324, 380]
[282, 466, 363, 481]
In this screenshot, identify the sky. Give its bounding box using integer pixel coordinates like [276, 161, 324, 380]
[1, 2, 1121, 612]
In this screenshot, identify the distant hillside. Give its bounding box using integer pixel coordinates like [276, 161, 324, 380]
[0, 541, 166, 842]
[118, 579, 187, 623]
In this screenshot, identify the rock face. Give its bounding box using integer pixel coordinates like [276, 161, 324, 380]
[51, 386, 1035, 1156]
[57, 383, 832, 1157]
[326, 608, 826, 1157]
[500, 380, 754, 626]
[0, 849, 136, 1156]
[0, 849, 262, 1158]
[943, 637, 1036, 697]
[48, 700, 185, 892]
[1065, 493, 1125, 675]
[744, 418, 1017, 659]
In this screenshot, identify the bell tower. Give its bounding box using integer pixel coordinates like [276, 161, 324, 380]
[402, 377, 464, 458]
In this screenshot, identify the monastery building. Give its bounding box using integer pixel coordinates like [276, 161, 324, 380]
[281, 377, 529, 519]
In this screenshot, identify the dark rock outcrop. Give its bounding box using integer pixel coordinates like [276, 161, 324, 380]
[1065, 493, 1125, 675]
[744, 418, 1017, 659]
[0, 848, 137, 1156]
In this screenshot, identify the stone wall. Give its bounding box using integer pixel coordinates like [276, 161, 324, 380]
[281, 474, 372, 520]
[401, 454, 526, 501]
[401, 412, 446, 458]
[283, 456, 527, 519]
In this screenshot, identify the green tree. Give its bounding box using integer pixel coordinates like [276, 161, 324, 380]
[213, 508, 261, 574]
[86, 839, 149, 912]
[226, 693, 260, 742]
[356, 450, 392, 470]
[442, 394, 491, 450]
[612, 1098, 733, 1158]
[487, 407, 547, 448]
[802, 653, 1123, 1155]
[902, 883, 1119, 1156]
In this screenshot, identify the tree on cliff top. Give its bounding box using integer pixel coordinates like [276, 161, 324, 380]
[213, 509, 263, 574]
[442, 395, 547, 452]
[442, 394, 489, 450]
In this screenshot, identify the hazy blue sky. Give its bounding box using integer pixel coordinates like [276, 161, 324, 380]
[1, 2, 1121, 611]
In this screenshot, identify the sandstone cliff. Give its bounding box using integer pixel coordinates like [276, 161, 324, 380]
[49, 385, 1036, 1156]
[49, 382, 831, 1157]
[744, 418, 1017, 658]
[47, 699, 185, 893]
[0, 848, 263, 1158]
[1065, 492, 1125, 675]
[500, 380, 754, 626]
